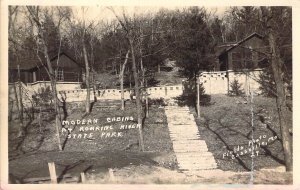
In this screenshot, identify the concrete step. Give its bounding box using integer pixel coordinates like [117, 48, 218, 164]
[167, 120, 195, 124]
[173, 146, 208, 150]
[170, 135, 201, 138]
[177, 160, 217, 167]
[169, 131, 200, 135]
[169, 129, 199, 132]
[171, 139, 202, 142]
[175, 151, 214, 156]
[178, 161, 217, 166]
[165, 105, 217, 171]
[170, 137, 202, 141]
[178, 164, 217, 169]
[168, 123, 198, 127]
[168, 121, 195, 123]
[172, 141, 207, 146]
[174, 149, 209, 153]
[171, 138, 201, 141]
[166, 111, 193, 114]
[169, 130, 199, 133]
[169, 127, 198, 130]
[178, 165, 217, 170]
[166, 115, 192, 118]
[172, 136, 201, 142]
[176, 155, 216, 161]
[165, 111, 191, 114]
[173, 145, 208, 150]
[171, 140, 208, 144]
[176, 159, 216, 164]
[178, 160, 217, 166]
[165, 107, 189, 110]
[168, 123, 197, 126]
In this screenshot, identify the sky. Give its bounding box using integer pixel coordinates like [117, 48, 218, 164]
[72, 6, 229, 23]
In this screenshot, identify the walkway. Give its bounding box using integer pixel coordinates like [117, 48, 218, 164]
[164, 106, 218, 171]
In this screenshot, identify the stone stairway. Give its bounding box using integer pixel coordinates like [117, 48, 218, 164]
[164, 106, 218, 171]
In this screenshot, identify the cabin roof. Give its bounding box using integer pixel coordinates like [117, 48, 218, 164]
[9, 51, 81, 71]
[217, 32, 263, 57]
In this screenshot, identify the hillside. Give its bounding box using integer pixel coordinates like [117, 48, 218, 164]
[93, 69, 186, 90]
[154, 70, 186, 86]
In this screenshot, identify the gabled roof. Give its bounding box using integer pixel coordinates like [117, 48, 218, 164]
[50, 52, 83, 69]
[218, 32, 263, 57]
[9, 51, 81, 70]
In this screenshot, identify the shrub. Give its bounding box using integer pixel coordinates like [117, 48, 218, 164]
[148, 98, 166, 106]
[229, 79, 244, 96]
[175, 79, 211, 107]
[258, 70, 277, 97]
[32, 86, 53, 107]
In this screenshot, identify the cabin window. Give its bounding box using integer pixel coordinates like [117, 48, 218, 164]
[57, 69, 64, 81]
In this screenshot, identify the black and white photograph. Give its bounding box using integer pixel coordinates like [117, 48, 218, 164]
[2, 4, 296, 186]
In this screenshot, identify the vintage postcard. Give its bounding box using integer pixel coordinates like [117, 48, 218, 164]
[1, 0, 299, 189]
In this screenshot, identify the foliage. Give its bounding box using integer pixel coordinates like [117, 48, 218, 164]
[167, 7, 216, 79]
[148, 98, 166, 106]
[32, 86, 53, 107]
[229, 79, 244, 96]
[258, 69, 276, 97]
[176, 79, 211, 107]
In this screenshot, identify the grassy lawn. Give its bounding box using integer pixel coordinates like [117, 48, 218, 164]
[8, 95, 293, 184]
[191, 94, 292, 172]
[8, 100, 177, 183]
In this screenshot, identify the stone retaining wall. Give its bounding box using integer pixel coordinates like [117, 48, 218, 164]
[199, 70, 262, 95]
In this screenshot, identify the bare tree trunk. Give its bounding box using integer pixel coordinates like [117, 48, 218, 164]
[120, 50, 130, 110]
[13, 82, 20, 119]
[129, 38, 145, 152]
[83, 42, 91, 114]
[129, 72, 132, 89]
[109, 7, 144, 151]
[17, 64, 24, 136]
[139, 25, 145, 86]
[261, 7, 293, 171]
[40, 35, 62, 151]
[268, 30, 293, 171]
[17, 65, 24, 122]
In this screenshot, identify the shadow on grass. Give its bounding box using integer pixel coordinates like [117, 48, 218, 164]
[203, 116, 251, 171]
[11, 119, 47, 159]
[201, 105, 285, 171]
[57, 160, 85, 183]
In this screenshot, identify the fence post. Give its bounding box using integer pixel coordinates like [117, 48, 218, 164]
[197, 77, 200, 118]
[81, 172, 86, 183]
[48, 162, 57, 184]
[108, 168, 115, 182]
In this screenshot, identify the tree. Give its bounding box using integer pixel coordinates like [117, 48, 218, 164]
[120, 50, 130, 110]
[8, 6, 24, 136]
[217, 7, 292, 171]
[109, 7, 145, 151]
[260, 7, 293, 171]
[172, 7, 216, 79]
[67, 8, 99, 114]
[25, 6, 71, 151]
[222, 6, 263, 42]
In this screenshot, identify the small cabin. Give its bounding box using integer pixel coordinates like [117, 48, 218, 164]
[216, 33, 268, 71]
[9, 52, 83, 84]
